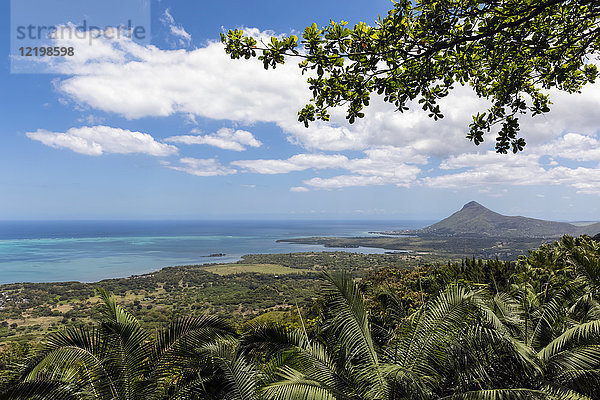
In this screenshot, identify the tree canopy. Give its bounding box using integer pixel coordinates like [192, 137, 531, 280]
[222, 0, 600, 153]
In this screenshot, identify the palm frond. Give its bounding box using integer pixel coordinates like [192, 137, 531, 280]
[0, 381, 80, 400]
[438, 388, 549, 400]
[201, 340, 260, 400]
[26, 351, 115, 399]
[321, 270, 387, 398]
[96, 288, 140, 328]
[538, 320, 600, 362]
[395, 284, 479, 379]
[154, 315, 233, 361]
[262, 366, 337, 400]
[539, 383, 596, 400]
[239, 323, 307, 360]
[381, 363, 434, 400]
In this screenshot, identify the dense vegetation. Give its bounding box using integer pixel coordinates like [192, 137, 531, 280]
[2, 235, 600, 399]
[0, 252, 419, 345]
[279, 235, 545, 259]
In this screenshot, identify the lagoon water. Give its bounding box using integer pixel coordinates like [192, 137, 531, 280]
[0, 220, 429, 284]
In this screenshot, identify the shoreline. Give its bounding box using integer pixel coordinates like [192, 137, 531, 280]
[1, 220, 424, 284]
[0, 245, 391, 286]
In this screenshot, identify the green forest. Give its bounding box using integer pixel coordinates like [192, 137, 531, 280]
[2, 235, 600, 399]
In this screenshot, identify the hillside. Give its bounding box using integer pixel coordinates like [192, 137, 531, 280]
[0, 252, 415, 344]
[415, 201, 600, 238]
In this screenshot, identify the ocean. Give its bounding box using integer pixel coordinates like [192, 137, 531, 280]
[0, 220, 429, 284]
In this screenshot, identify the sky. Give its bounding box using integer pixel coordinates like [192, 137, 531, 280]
[1, 0, 600, 221]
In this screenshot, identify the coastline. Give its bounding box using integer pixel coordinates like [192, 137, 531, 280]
[0, 220, 427, 284]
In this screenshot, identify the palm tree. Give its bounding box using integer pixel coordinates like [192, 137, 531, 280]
[257, 270, 600, 400]
[0, 289, 233, 400]
[238, 270, 388, 400]
[246, 271, 527, 399]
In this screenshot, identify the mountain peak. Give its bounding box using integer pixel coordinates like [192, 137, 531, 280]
[418, 201, 596, 238]
[461, 201, 485, 210]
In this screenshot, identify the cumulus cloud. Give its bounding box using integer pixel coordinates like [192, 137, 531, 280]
[421, 149, 600, 196]
[545, 167, 600, 195]
[422, 152, 546, 188]
[231, 147, 423, 189]
[538, 133, 600, 162]
[290, 186, 309, 192]
[166, 128, 261, 151]
[162, 158, 236, 176]
[26, 126, 177, 156]
[46, 29, 488, 157]
[284, 86, 492, 155]
[301, 161, 422, 189]
[36, 26, 600, 195]
[50, 32, 309, 123]
[232, 154, 350, 174]
[303, 175, 388, 189]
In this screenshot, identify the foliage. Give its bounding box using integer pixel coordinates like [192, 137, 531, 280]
[0, 252, 421, 345]
[0, 289, 234, 400]
[0, 342, 32, 387]
[3, 236, 600, 399]
[222, 0, 600, 153]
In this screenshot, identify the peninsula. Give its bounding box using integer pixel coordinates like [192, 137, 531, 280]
[278, 201, 600, 259]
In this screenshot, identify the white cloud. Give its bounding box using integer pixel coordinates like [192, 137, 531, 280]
[51, 32, 309, 123]
[546, 167, 600, 195]
[302, 161, 422, 189]
[438, 152, 540, 171]
[421, 148, 600, 196]
[290, 186, 309, 192]
[163, 158, 236, 176]
[346, 146, 427, 179]
[162, 8, 175, 24]
[232, 146, 425, 177]
[282, 120, 367, 151]
[422, 152, 549, 188]
[36, 27, 600, 196]
[77, 115, 105, 125]
[517, 84, 600, 146]
[166, 128, 261, 151]
[303, 175, 388, 189]
[477, 188, 508, 197]
[45, 28, 600, 158]
[538, 133, 600, 162]
[286, 86, 492, 155]
[47, 30, 488, 159]
[26, 126, 177, 156]
[162, 9, 192, 47]
[232, 148, 423, 189]
[170, 26, 192, 45]
[233, 154, 349, 174]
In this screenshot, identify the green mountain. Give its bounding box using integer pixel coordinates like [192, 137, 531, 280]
[417, 201, 600, 238]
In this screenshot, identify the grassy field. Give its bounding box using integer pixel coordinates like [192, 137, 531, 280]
[201, 263, 312, 275]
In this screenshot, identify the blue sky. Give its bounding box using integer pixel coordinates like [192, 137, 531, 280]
[2, 0, 600, 221]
